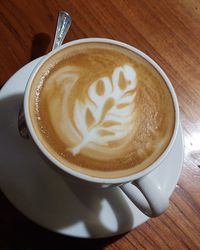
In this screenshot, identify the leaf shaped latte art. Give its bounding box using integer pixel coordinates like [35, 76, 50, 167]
[70, 64, 138, 155]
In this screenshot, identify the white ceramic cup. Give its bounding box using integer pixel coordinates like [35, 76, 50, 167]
[24, 38, 179, 217]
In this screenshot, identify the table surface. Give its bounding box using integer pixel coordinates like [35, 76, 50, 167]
[0, 0, 200, 249]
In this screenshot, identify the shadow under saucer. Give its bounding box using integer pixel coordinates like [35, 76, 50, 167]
[0, 92, 134, 239]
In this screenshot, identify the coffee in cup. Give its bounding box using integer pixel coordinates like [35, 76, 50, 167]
[28, 42, 175, 179]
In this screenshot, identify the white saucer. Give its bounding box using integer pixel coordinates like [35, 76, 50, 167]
[0, 58, 184, 238]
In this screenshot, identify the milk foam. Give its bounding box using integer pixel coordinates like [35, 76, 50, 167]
[30, 42, 175, 178]
[45, 64, 138, 159]
[71, 64, 137, 155]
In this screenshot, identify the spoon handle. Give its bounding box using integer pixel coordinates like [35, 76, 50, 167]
[52, 11, 72, 50]
[18, 11, 72, 138]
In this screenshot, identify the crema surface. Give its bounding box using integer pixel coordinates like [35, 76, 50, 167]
[29, 42, 175, 178]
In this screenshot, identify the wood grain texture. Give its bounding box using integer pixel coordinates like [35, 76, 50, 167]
[0, 0, 200, 249]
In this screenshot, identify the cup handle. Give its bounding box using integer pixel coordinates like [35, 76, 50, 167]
[120, 172, 169, 217]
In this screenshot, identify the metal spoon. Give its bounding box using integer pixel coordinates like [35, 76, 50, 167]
[52, 11, 71, 50]
[18, 11, 72, 138]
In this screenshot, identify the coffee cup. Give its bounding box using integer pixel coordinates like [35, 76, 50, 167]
[23, 38, 179, 217]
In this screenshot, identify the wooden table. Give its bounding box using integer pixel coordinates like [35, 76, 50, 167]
[0, 0, 200, 249]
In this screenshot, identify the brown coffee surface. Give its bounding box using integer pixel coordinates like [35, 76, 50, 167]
[29, 42, 175, 178]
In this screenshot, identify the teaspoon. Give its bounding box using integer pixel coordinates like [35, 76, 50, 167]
[18, 11, 72, 138]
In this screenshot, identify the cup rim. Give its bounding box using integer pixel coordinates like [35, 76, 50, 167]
[24, 37, 179, 185]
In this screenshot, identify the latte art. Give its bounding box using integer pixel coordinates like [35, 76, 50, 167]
[44, 63, 138, 161]
[29, 42, 175, 178]
[59, 64, 136, 157]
